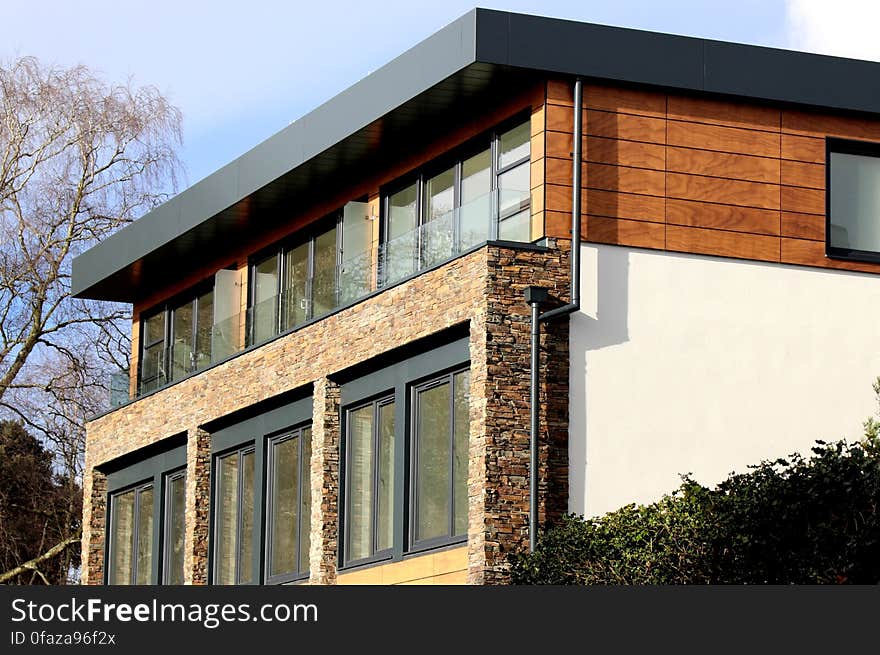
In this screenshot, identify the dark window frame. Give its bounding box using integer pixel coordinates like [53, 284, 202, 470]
[380, 113, 532, 284]
[161, 468, 186, 585]
[408, 367, 470, 553]
[826, 136, 880, 265]
[138, 275, 221, 395]
[211, 444, 256, 586]
[264, 424, 312, 585]
[341, 393, 396, 569]
[246, 213, 344, 346]
[336, 334, 470, 573]
[107, 479, 154, 585]
[138, 310, 167, 394]
[102, 438, 186, 586]
[167, 284, 214, 382]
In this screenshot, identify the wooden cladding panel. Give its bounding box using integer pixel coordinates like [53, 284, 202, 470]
[781, 186, 824, 215]
[666, 173, 780, 210]
[781, 212, 824, 241]
[546, 79, 666, 117]
[546, 185, 665, 224]
[585, 216, 665, 249]
[666, 225, 780, 263]
[667, 95, 780, 132]
[667, 121, 780, 158]
[543, 79, 880, 277]
[666, 147, 779, 184]
[781, 134, 825, 163]
[782, 111, 880, 141]
[586, 110, 667, 144]
[666, 200, 780, 236]
[780, 160, 824, 190]
[545, 158, 665, 195]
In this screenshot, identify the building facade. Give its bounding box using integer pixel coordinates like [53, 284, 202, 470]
[73, 10, 880, 585]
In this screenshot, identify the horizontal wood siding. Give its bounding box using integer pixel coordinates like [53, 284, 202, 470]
[544, 78, 880, 276]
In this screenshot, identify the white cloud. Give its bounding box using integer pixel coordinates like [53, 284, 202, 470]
[786, 0, 880, 61]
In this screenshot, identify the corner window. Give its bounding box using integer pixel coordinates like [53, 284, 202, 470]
[381, 117, 531, 285]
[411, 369, 470, 548]
[343, 397, 395, 566]
[108, 482, 154, 585]
[266, 427, 312, 583]
[213, 447, 255, 585]
[827, 138, 880, 263]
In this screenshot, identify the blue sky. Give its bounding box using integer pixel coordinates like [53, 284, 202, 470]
[3, 1, 876, 190]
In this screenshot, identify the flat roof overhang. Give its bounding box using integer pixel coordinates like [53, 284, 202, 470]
[72, 8, 880, 303]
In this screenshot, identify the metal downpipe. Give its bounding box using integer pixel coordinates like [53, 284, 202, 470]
[526, 77, 582, 552]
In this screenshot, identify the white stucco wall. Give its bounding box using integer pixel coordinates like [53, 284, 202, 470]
[570, 243, 880, 518]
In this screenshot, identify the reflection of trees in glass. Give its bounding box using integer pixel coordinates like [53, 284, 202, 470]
[346, 399, 394, 562]
[414, 370, 470, 543]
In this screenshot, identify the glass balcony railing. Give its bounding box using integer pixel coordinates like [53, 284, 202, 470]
[117, 187, 530, 405]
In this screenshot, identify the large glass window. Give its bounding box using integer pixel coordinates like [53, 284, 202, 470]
[252, 253, 280, 344]
[382, 117, 531, 285]
[163, 471, 186, 585]
[248, 217, 352, 346]
[496, 122, 532, 242]
[344, 397, 395, 565]
[213, 448, 255, 585]
[169, 288, 214, 382]
[338, 337, 469, 569]
[411, 369, 470, 548]
[266, 427, 312, 583]
[139, 270, 240, 396]
[108, 482, 154, 585]
[828, 139, 880, 263]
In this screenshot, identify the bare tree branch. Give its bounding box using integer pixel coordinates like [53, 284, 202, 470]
[0, 55, 183, 584]
[0, 531, 80, 584]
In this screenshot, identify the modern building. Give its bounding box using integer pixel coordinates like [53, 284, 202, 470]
[73, 9, 880, 585]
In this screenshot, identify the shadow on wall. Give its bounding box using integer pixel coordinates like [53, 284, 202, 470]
[568, 243, 631, 518]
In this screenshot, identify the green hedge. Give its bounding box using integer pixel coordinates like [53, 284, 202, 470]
[511, 434, 880, 584]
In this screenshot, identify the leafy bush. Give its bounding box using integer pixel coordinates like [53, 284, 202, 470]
[512, 430, 880, 584]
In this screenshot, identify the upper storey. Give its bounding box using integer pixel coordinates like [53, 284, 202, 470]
[71, 8, 880, 305]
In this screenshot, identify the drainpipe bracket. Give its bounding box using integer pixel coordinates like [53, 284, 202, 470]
[524, 285, 549, 305]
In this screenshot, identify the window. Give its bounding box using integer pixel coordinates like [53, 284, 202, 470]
[139, 312, 166, 394]
[108, 482, 154, 585]
[170, 288, 213, 382]
[247, 202, 372, 346]
[411, 369, 470, 548]
[828, 138, 880, 263]
[338, 335, 469, 569]
[213, 447, 255, 585]
[162, 471, 186, 585]
[104, 440, 186, 585]
[138, 269, 240, 396]
[266, 427, 312, 583]
[344, 397, 395, 565]
[208, 395, 312, 585]
[382, 118, 531, 285]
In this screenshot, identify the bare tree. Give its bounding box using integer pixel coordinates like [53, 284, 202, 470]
[0, 56, 183, 582]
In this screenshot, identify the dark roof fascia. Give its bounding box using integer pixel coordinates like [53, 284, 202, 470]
[477, 10, 880, 113]
[71, 8, 880, 302]
[70, 8, 482, 300]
